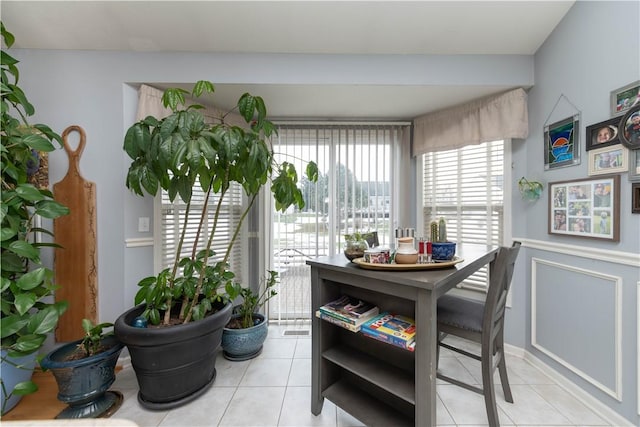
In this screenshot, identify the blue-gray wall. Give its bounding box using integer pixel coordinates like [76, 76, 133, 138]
[510, 1, 639, 424]
[9, 0, 639, 423]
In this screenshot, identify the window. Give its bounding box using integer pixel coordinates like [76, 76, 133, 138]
[157, 182, 246, 284]
[421, 140, 506, 291]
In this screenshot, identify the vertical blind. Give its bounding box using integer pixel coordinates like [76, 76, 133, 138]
[422, 140, 504, 291]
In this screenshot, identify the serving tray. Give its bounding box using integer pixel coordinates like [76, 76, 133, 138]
[352, 256, 464, 271]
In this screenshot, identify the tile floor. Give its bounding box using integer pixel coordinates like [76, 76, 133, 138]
[110, 324, 615, 427]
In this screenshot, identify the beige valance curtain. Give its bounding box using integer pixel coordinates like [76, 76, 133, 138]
[136, 84, 247, 127]
[412, 88, 529, 157]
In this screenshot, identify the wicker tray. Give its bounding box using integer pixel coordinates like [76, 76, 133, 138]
[352, 256, 464, 271]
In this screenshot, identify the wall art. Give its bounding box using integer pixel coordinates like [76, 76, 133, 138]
[587, 145, 628, 176]
[585, 117, 620, 151]
[619, 105, 640, 150]
[548, 175, 620, 241]
[610, 80, 640, 116]
[544, 115, 580, 170]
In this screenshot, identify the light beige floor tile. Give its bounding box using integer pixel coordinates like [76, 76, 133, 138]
[288, 358, 312, 386]
[531, 384, 610, 426]
[294, 338, 312, 358]
[113, 393, 169, 427]
[218, 386, 285, 426]
[278, 386, 337, 426]
[497, 384, 572, 425]
[239, 358, 292, 387]
[158, 386, 235, 426]
[437, 383, 515, 426]
[506, 357, 556, 385]
[214, 353, 251, 387]
[455, 354, 527, 386]
[437, 356, 477, 385]
[436, 392, 456, 425]
[261, 337, 297, 358]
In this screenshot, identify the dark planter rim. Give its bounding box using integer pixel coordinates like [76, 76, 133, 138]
[40, 336, 123, 370]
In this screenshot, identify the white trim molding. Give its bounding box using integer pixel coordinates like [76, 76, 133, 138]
[124, 237, 154, 248]
[531, 257, 623, 401]
[516, 237, 640, 267]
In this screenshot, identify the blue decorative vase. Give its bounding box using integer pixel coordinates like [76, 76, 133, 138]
[1, 350, 37, 415]
[222, 313, 268, 361]
[432, 242, 457, 261]
[40, 336, 124, 419]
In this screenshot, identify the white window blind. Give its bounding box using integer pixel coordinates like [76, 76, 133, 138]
[422, 140, 504, 291]
[159, 183, 245, 283]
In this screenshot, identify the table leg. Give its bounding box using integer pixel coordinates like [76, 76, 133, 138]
[415, 288, 437, 426]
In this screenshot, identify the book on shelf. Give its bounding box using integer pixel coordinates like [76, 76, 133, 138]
[361, 312, 416, 350]
[360, 328, 416, 352]
[319, 294, 379, 325]
[315, 310, 360, 332]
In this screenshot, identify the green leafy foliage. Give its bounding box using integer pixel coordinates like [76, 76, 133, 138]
[225, 271, 278, 329]
[124, 81, 317, 326]
[79, 319, 114, 358]
[1, 22, 69, 413]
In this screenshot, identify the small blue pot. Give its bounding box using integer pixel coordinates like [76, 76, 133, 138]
[432, 242, 456, 261]
[222, 314, 268, 361]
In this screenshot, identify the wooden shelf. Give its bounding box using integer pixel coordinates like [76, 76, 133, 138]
[323, 380, 413, 427]
[323, 346, 414, 405]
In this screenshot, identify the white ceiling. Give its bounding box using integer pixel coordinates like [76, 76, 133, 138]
[1, 0, 575, 119]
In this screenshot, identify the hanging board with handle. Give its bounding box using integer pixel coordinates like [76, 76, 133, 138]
[53, 125, 98, 341]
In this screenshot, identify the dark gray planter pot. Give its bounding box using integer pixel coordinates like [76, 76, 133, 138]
[222, 313, 268, 361]
[39, 336, 124, 419]
[114, 301, 232, 410]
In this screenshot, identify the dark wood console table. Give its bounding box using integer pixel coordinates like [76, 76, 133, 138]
[307, 243, 499, 427]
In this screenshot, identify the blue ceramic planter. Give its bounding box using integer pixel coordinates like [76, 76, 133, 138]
[1, 351, 37, 415]
[40, 336, 124, 419]
[222, 314, 268, 361]
[432, 242, 457, 261]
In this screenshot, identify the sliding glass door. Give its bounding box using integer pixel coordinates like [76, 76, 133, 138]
[268, 124, 407, 324]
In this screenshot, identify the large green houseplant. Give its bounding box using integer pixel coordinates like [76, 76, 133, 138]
[114, 80, 317, 408]
[1, 23, 70, 414]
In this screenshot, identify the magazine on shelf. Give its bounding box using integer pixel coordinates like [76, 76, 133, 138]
[319, 294, 379, 325]
[315, 310, 360, 332]
[361, 312, 416, 350]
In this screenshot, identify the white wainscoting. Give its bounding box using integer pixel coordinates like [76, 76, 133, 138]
[531, 257, 623, 401]
[124, 237, 154, 248]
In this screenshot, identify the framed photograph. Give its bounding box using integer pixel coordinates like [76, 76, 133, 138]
[544, 115, 580, 170]
[610, 80, 640, 116]
[629, 148, 640, 182]
[619, 105, 640, 150]
[633, 183, 640, 214]
[548, 175, 620, 241]
[587, 145, 628, 176]
[585, 117, 620, 151]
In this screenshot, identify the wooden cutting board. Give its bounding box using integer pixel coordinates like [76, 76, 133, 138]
[53, 125, 98, 341]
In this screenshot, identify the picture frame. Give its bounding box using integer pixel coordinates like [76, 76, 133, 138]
[631, 182, 640, 213]
[629, 148, 640, 182]
[585, 117, 620, 151]
[610, 80, 640, 117]
[544, 115, 580, 170]
[548, 175, 620, 241]
[633, 183, 640, 214]
[618, 105, 640, 150]
[587, 145, 628, 176]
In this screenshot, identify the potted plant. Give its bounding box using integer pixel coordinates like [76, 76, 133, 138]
[343, 231, 375, 261]
[222, 270, 278, 360]
[0, 23, 70, 415]
[429, 217, 456, 260]
[114, 81, 317, 409]
[40, 319, 124, 419]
